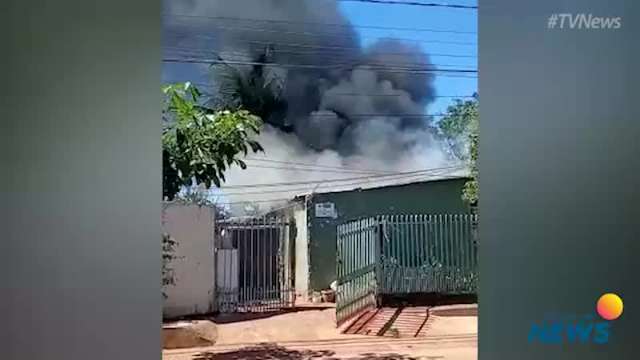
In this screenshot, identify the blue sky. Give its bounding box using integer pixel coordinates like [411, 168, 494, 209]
[338, 1, 477, 115]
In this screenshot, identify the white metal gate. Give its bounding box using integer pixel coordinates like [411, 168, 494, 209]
[215, 216, 295, 313]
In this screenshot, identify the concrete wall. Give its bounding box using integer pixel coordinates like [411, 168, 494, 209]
[162, 204, 215, 318]
[307, 178, 472, 291]
[292, 200, 310, 299]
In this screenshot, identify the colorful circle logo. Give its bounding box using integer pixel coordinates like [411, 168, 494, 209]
[597, 293, 623, 320]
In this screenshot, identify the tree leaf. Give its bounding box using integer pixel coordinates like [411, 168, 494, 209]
[212, 174, 221, 188]
[162, 82, 265, 199]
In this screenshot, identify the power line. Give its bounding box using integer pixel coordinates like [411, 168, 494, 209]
[173, 83, 476, 99]
[301, 113, 450, 117]
[191, 166, 467, 205]
[166, 52, 474, 71]
[164, 104, 454, 117]
[165, 48, 474, 68]
[217, 164, 464, 189]
[241, 40, 478, 55]
[163, 82, 476, 112]
[323, 93, 475, 98]
[218, 168, 456, 190]
[244, 44, 477, 57]
[170, 82, 476, 99]
[166, 14, 477, 35]
[213, 169, 463, 197]
[164, 31, 477, 47]
[163, 91, 462, 116]
[339, 0, 477, 9]
[165, 45, 477, 59]
[162, 58, 478, 76]
[216, 202, 300, 216]
[164, 50, 475, 70]
[162, 84, 477, 112]
[242, 163, 390, 175]
[165, 57, 477, 72]
[244, 157, 395, 174]
[213, 172, 467, 203]
[211, 197, 293, 206]
[165, 25, 476, 49]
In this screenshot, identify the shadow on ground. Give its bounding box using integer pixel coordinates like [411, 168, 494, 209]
[164, 306, 333, 325]
[430, 307, 477, 317]
[192, 343, 443, 360]
[212, 306, 333, 324]
[379, 293, 477, 308]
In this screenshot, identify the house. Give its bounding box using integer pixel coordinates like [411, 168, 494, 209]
[287, 175, 473, 300]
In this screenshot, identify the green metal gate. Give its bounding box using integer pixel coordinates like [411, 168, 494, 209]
[336, 214, 478, 326]
[335, 218, 380, 326]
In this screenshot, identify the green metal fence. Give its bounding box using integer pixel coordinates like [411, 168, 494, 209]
[379, 214, 478, 295]
[336, 214, 478, 326]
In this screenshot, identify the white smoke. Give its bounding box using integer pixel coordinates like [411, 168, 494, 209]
[218, 123, 459, 216]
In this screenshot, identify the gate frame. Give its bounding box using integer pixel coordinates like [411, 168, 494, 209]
[214, 215, 296, 313]
[336, 213, 478, 327]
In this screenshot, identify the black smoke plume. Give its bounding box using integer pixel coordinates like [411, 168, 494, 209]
[163, 0, 461, 213]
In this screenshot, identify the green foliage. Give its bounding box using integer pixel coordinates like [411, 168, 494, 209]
[438, 94, 479, 205]
[162, 232, 177, 299]
[162, 82, 264, 200]
[462, 114, 478, 206]
[438, 93, 478, 161]
[214, 51, 288, 129]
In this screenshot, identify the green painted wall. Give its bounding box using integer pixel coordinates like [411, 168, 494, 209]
[306, 177, 471, 291]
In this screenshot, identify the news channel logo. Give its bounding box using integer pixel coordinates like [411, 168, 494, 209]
[528, 293, 623, 345]
[547, 14, 622, 30]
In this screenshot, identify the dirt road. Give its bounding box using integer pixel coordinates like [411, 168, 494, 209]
[163, 305, 477, 360]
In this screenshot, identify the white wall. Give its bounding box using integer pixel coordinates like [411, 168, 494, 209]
[162, 204, 215, 318]
[293, 200, 310, 300]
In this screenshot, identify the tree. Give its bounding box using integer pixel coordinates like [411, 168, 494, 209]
[438, 93, 478, 161]
[438, 93, 478, 205]
[462, 114, 478, 206]
[214, 50, 290, 131]
[161, 82, 264, 301]
[162, 82, 264, 200]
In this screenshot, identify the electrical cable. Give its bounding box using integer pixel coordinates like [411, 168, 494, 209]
[165, 14, 477, 35]
[216, 164, 465, 189]
[337, 0, 477, 9]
